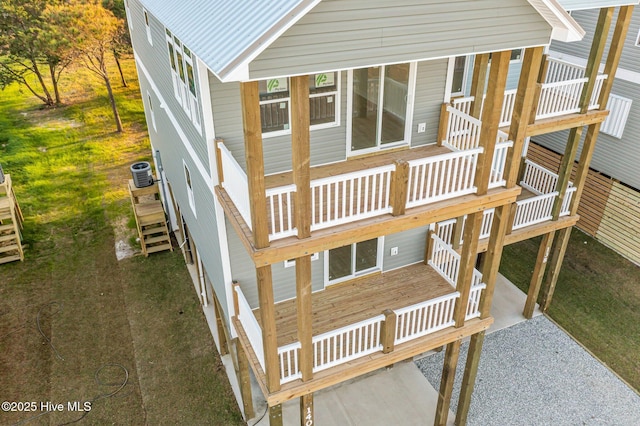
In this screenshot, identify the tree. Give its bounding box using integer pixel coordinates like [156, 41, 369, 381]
[0, 0, 74, 106]
[102, 0, 132, 87]
[56, 2, 124, 132]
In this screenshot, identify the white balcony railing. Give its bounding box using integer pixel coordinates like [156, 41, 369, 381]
[394, 293, 459, 345]
[278, 342, 302, 384]
[312, 315, 384, 373]
[489, 141, 514, 188]
[234, 285, 265, 371]
[218, 142, 252, 228]
[444, 105, 482, 150]
[310, 165, 394, 231]
[406, 148, 482, 208]
[266, 184, 297, 240]
[512, 192, 557, 230]
[521, 159, 560, 195]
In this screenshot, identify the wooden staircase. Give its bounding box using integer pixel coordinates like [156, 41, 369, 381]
[0, 174, 24, 264]
[129, 180, 172, 256]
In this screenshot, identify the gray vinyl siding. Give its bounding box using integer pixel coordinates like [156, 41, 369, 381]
[383, 226, 430, 271]
[128, 0, 209, 171]
[411, 60, 447, 147]
[137, 72, 230, 318]
[210, 71, 347, 175]
[549, 9, 640, 75]
[558, 1, 639, 11]
[248, 0, 552, 80]
[226, 218, 324, 309]
[533, 77, 640, 189]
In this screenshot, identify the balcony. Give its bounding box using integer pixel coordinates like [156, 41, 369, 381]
[434, 159, 577, 246]
[452, 57, 608, 128]
[232, 234, 486, 387]
[217, 106, 512, 242]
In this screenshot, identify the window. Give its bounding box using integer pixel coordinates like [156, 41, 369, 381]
[259, 72, 340, 136]
[184, 162, 196, 214]
[143, 9, 152, 45]
[488, 49, 523, 63]
[325, 238, 383, 285]
[283, 253, 319, 268]
[451, 56, 468, 96]
[348, 63, 414, 154]
[147, 92, 156, 131]
[165, 29, 201, 131]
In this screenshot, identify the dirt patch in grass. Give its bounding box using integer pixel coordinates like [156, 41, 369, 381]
[500, 228, 640, 392]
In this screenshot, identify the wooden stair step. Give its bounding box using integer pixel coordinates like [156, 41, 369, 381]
[142, 225, 168, 235]
[0, 244, 20, 254]
[145, 243, 172, 254]
[144, 235, 171, 245]
[0, 234, 19, 243]
[0, 224, 16, 232]
[0, 254, 22, 264]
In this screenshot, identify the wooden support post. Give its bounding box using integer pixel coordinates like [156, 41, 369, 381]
[213, 294, 229, 356]
[296, 255, 313, 381]
[453, 212, 483, 327]
[240, 81, 270, 249]
[291, 75, 311, 238]
[478, 204, 511, 318]
[452, 215, 465, 250]
[257, 265, 281, 392]
[505, 46, 545, 187]
[506, 203, 518, 235]
[455, 331, 486, 426]
[300, 393, 314, 426]
[269, 404, 283, 426]
[381, 309, 397, 354]
[390, 160, 409, 216]
[236, 340, 255, 420]
[424, 227, 435, 265]
[523, 231, 555, 318]
[232, 282, 240, 319]
[539, 227, 571, 312]
[551, 127, 582, 219]
[214, 137, 225, 185]
[437, 103, 449, 147]
[475, 50, 510, 195]
[434, 340, 462, 426]
[579, 8, 614, 115]
[469, 54, 489, 119]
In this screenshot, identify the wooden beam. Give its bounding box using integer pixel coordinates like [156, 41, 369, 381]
[475, 50, 510, 195]
[453, 212, 483, 327]
[435, 340, 462, 426]
[578, 8, 614, 114]
[390, 160, 409, 216]
[236, 340, 255, 420]
[539, 227, 571, 312]
[300, 394, 314, 426]
[525, 110, 608, 136]
[456, 331, 485, 425]
[451, 216, 464, 250]
[290, 75, 311, 238]
[478, 204, 510, 318]
[257, 265, 281, 392]
[505, 47, 545, 187]
[469, 54, 489, 119]
[524, 231, 555, 318]
[240, 81, 270, 249]
[296, 255, 313, 381]
[269, 404, 283, 426]
[214, 293, 230, 356]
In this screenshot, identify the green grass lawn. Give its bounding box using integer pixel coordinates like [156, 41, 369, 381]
[500, 228, 640, 392]
[0, 60, 243, 425]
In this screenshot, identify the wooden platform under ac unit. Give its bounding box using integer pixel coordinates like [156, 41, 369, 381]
[128, 180, 172, 256]
[0, 174, 24, 264]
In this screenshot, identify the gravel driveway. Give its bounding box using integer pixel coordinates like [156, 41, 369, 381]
[416, 316, 640, 426]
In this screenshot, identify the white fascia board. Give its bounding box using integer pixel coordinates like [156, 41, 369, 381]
[529, 0, 586, 42]
[217, 0, 322, 82]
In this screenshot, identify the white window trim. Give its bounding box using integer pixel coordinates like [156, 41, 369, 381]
[448, 56, 469, 99]
[261, 73, 342, 139]
[184, 160, 196, 216]
[636, 28, 640, 47]
[147, 91, 156, 132]
[283, 252, 319, 268]
[323, 238, 384, 286]
[346, 62, 417, 157]
[143, 9, 152, 45]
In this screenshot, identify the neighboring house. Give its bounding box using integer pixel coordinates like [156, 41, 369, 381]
[124, 1, 636, 425]
[533, 7, 640, 265]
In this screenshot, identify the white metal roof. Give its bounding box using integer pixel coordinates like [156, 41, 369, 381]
[556, 0, 640, 11]
[140, 0, 320, 81]
[528, 0, 585, 42]
[140, 0, 588, 82]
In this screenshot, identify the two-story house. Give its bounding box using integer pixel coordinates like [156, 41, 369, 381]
[124, 1, 636, 424]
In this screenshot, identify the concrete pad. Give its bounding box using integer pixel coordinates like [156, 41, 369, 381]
[254, 361, 454, 426]
[488, 273, 541, 333]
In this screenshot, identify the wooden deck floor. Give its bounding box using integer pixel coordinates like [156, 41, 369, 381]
[254, 262, 455, 346]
